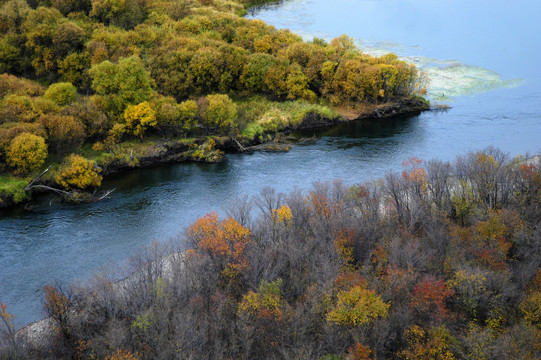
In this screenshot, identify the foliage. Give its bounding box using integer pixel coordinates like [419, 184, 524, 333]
[7, 132, 48, 174]
[40, 114, 85, 156]
[399, 325, 457, 360]
[411, 276, 454, 323]
[105, 349, 141, 360]
[187, 211, 251, 279]
[239, 278, 284, 320]
[89, 56, 153, 115]
[56, 153, 102, 190]
[201, 94, 237, 134]
[3, 148, 541, 359]
[326, 285, 389, 327]
[0, 175, 28, 203]
[123, 101, 157, 137]
[44, 82, 77, 106]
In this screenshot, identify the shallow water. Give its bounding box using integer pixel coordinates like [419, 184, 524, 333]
[1, 0, 541, 325]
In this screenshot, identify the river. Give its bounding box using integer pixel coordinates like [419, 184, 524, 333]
[1, 0, 540, 326]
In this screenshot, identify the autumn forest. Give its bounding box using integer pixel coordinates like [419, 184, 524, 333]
[0, 0, 425, 206]
[1, 0, 540, 359]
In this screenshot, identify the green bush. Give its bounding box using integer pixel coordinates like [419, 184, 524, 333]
[44, 82, 77, 106]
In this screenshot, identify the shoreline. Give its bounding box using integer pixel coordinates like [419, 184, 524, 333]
[0, 97, 430, 210]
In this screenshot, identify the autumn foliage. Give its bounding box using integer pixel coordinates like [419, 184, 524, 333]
[3, 149, 541, 359]
[187, 212, 251, 277]
[6, 132, 48, 174]
[56, 154, 102, 190]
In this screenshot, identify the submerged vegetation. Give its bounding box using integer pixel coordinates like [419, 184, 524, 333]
[0, 0, 427, 205]
[1, 148, 540, 359]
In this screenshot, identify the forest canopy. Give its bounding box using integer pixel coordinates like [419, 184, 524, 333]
[0, 0, 427, 205]
[1, 147, 540, 359]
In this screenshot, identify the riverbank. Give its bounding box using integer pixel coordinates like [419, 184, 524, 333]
[5, 146, 540, 359]
[0, 96, 429, 209]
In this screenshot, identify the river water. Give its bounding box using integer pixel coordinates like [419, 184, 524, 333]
[1, 0, 541, 326]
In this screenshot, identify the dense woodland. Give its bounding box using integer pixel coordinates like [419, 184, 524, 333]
[0, 0, 426, 205]
[1, 147, 540, 359]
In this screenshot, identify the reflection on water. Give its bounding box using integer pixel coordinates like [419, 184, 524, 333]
[2, 0, 541, 326]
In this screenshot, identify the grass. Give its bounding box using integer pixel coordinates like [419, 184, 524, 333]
[0, 175, 29, 204]
[238, 97, 339, 139]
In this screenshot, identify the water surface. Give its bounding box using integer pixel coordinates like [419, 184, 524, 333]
[2, 0, 541, 325]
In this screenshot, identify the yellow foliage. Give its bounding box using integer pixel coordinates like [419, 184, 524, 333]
[239, 279, 284, 320]
[7, 132, 48, 175]
[520, 291, 541, 327]
[399, 325, 456, 360]
[105, 349, 141, 360]
[326, 285, 389, 327]
[123, 101, 157, 137]
[271, 204, 293, 225]
[56, 154, 103, 190]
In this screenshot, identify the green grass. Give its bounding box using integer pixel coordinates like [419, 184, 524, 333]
[238, 97, 339, 139]
[0, 175, 29, 203]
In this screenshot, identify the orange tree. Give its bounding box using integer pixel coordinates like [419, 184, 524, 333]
[187, 212, 251, 294]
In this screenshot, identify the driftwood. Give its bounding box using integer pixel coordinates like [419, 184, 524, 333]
[24, 166, 116, 203]
[231, 137, 246, 152]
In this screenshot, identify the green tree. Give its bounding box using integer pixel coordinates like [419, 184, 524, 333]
[44, 82, 77, 106]
[89, 55, 153, 115]
[241, 53, 277, 93]
[201, 94, 237, 134]
[90, 0, 146, 29]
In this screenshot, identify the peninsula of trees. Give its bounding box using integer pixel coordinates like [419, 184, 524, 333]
[0, 0, 427, 206]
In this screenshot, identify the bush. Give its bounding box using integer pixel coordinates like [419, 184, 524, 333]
[44, 82, 77, 106]
[123, 101, 157, 137]
[56, 154, 102, 190]
[201, 94, 237, 134]
[6, 132, 48, 175]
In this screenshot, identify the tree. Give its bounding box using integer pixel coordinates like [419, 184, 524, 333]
[52, 22, 86, 58]
[58, 53, 91, 90]
[89, 55, 153, 115]
[123, 101, 157, 137]
[44, 82, 77, 106]
[187, 212, 251, 288]
[7, 132, 47, 174]
[90, 0, 147, 29]
[56, 154, 102, 190]
[241, 53, 277, 93]
[239, 278, 285, 321]
[411, 276, 454, 323]
[40, 114, 85, 156]
[399, 325, 457, 360]
[326, 285, 389, 327]
[201, 94, 237, 134]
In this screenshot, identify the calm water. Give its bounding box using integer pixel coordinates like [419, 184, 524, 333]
[2, 0, 541, 326]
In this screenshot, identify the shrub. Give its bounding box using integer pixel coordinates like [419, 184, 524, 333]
[7, 132, 48, 174]
[44, 82, 77, 106]
[201, 94, 237, 134]
[56, 154, 102, 190]
[124, 101, 157, 137]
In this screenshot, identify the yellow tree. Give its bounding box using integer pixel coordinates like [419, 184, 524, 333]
[7, 132, 48, 175]
[326, 285, 389, 327]
[123, 101, 157, 137]
[56, 154, 102, 190]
